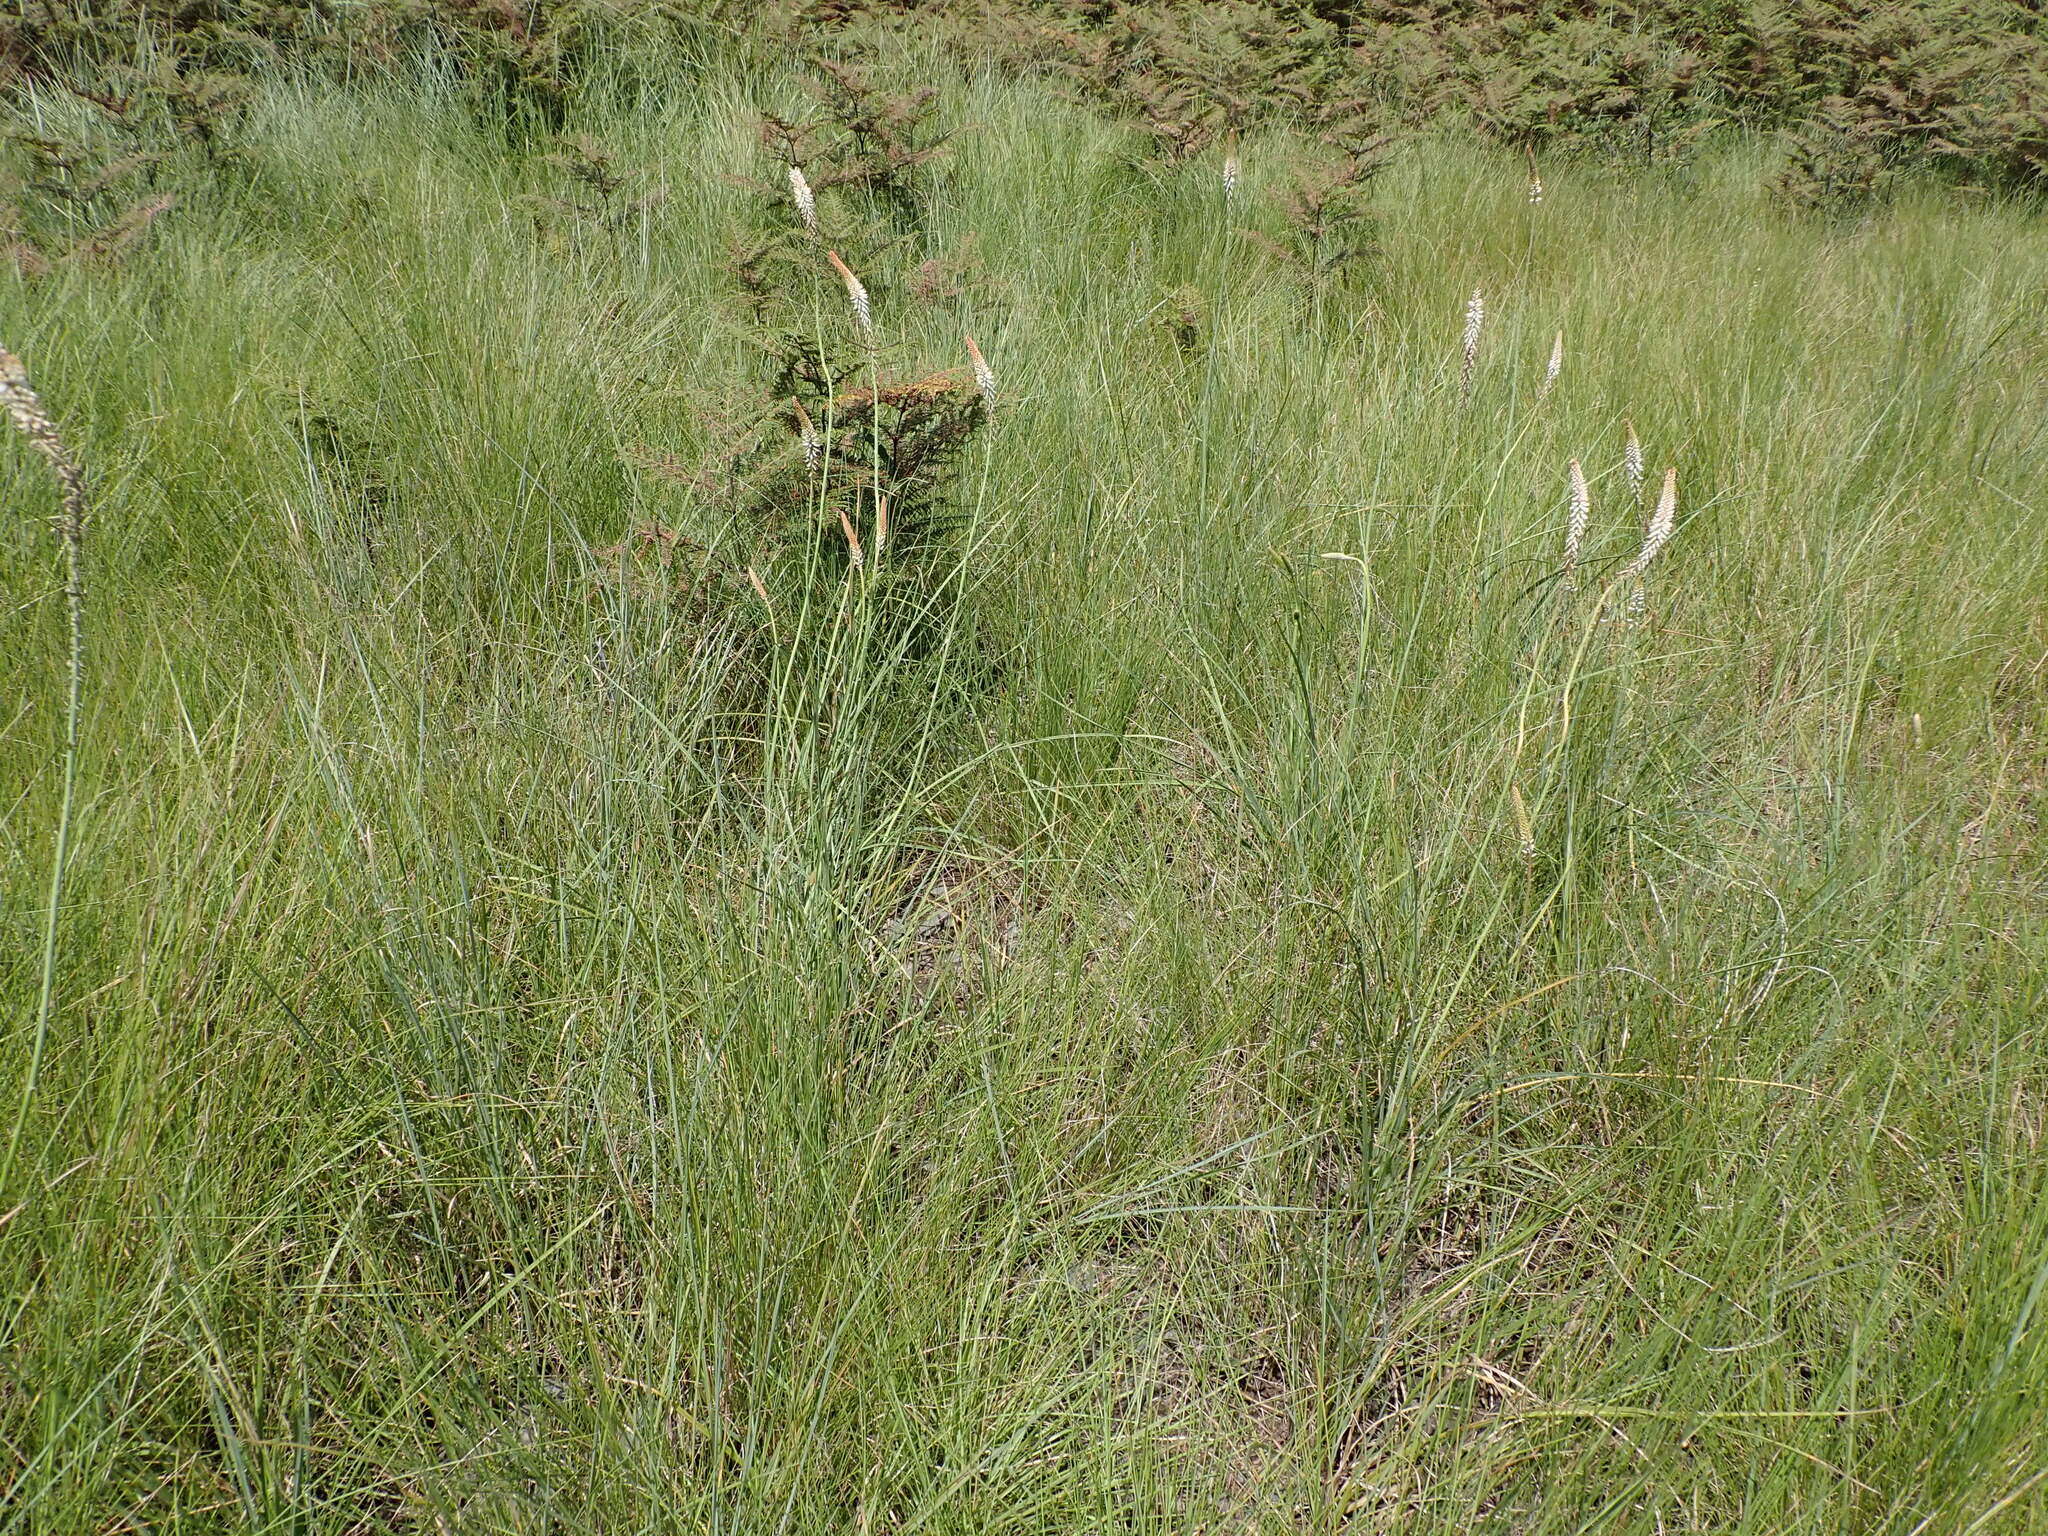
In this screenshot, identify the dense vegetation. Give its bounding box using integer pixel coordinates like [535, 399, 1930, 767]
[8, 0, 2048, 218]
[3, 8, 2046, 1533]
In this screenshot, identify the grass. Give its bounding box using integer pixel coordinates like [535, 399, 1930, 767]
[3, 43, 2047, 1534]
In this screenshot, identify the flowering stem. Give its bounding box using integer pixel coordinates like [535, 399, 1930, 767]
[0, 345, 87, 1186]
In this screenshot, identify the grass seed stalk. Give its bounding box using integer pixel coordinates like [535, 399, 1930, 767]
[1563, 456, 1590, 594]
[793, 394, 822, 470]
[827, 249, 874, 338]
[789, 165, 819, 233]
[0, 344, 87, 1183]
[1621, 465, 1679, 621]
[1538, 328, 1563, 401]
[1460, 287, 1485, 406]
[964, 333, 996, 412]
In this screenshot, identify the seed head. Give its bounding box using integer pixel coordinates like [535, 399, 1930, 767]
[792, 395, 821, 470]
[1623, 418, 1644, 507]
[838, 504, 865, 569]
[1222, 152, 1241, 201]
[1526, 147, 1544, 205]
[825, 249, 873, 339]
[0, 349, 80, 491]
[1459, 288, 1484, 406]
[1620, 466, 1679, 623]
[1538, 328, 1564, 402]
[1642, 465, 1678, 565]
[1562, 456, 1589, 595]
[788, 165, 818, 234]
[963, 333, 996, 412]
[0, 345, 87, 541]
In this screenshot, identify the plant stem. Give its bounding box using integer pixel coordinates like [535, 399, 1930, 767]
[0, 345, 87, 1188]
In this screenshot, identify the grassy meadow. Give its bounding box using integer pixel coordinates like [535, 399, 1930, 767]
[4, 40, 2048, 1534]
